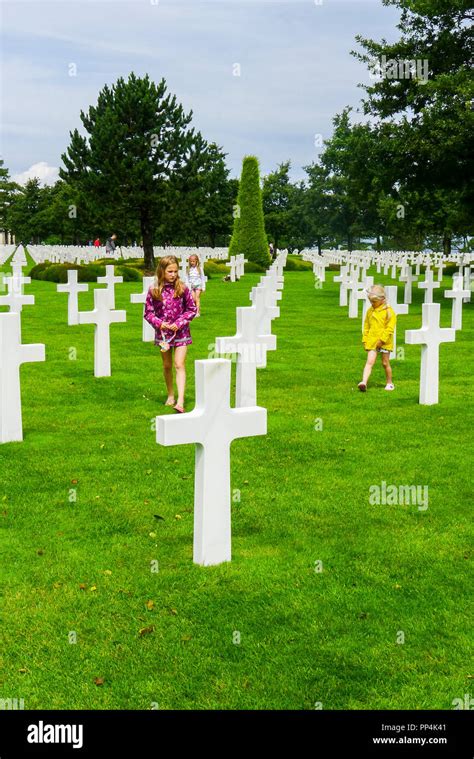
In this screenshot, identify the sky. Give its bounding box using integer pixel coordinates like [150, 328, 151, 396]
[0, 0, 401, 186]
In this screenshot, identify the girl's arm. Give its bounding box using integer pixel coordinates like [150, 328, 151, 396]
[144, 290, 163, 330]
[362, 310, 371, 343]
[174, 287, 198, 329]
[380, 307, 396, 344]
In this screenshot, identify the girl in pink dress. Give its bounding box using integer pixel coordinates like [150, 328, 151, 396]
[144, 255, 197, 413]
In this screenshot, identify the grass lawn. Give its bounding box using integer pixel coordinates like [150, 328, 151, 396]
[1, 252, 472, 710]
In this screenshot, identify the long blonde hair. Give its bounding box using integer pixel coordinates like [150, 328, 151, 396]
[151, 255, 186, 301]
[186, 254, 201, 275]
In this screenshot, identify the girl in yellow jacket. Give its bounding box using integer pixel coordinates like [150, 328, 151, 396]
[358, 285, 396, 392]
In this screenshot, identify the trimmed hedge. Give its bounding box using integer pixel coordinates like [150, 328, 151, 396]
[229, 156, 270, 269]
[29, 262, 142, 283]
[284, 256, 313, 271]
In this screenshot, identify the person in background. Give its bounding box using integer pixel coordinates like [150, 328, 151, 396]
[144, 255, 197, 413]
[184, 254, 206, 317]
[358, 285, 396, 392]
[93, 238, 101, 248]
[105, 233, 117, 256]
[269, 242, 275, 260]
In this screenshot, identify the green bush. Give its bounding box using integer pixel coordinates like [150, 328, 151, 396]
[204, 261, 229, 276]
[229, 156, 270, 269]
[284, 256, 312, 271]
[116, 266, 142, 282]
[29, 262, 107, 283]
[28, 262, 51, 279]
[244, 261, 266, 273]
[42, 265, 81, 283]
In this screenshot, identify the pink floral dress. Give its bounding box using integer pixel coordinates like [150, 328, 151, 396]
[144, 283, 197, 347]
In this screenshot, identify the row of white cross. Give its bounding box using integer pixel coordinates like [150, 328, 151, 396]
[154, 253, 286, 566]
[0, 253, 287, 567]
[310, 254, 471, 406]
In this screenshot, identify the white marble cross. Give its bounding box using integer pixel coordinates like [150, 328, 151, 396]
[130, 276, 155, 342]
[405, 303, 455, 405]
[399, 265, 418, 305]
[385, 285, 409, 359]
[0, 276, 34, 313]
[229, 256, 238, 282]
[358, 276, 374, 333]
[57, 269, 89, 325]
[418, 269, 440, 304]
[347, 273, 363, 318]
[334, 266, 350, 306]
[444, 273, 470, 330]
[237, 254, 247, 278]
[215, 306, 276, 407]
[0, 312, 45, 443]
[97, 265, 123, 309]
[249, 286, 279, 367]
[9, 265, 31, 293]
[77, 288, 126, 377]
[156, 359, 267, 565]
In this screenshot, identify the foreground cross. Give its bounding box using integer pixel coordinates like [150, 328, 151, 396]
[77, 288, 126, 377]
[57, 269, 89, 325]
[156, 359, 267, 565]
[444, 274, 470, 330]
[215, 306, 276, 407]
[0, 313, 45, 443]
[97, 265, 123, 309]
[405, 303, 455, 405]
[130, 276, 155, 342]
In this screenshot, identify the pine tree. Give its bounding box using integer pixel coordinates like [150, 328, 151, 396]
[229, 156, 270, 268]
[60, 73, 213, 270]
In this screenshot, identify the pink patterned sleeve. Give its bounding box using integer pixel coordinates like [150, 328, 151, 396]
[174, 287, 197, 329]
[144, 290, 163, 330]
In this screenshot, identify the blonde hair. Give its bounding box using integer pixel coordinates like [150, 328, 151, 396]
[368, 284, 386, 302]
[187, 254, 201, 275]
[151, 255, 185, 301]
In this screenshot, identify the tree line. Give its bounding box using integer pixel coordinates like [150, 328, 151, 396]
[0, 0, 471, 265]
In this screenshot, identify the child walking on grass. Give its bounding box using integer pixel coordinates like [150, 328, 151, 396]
[144, 255, 197, 413]
[184, 254, 206, 316]
[358, 284, 397, 392]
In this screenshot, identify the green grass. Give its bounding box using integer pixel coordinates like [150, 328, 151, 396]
[1, 252, 472, 710]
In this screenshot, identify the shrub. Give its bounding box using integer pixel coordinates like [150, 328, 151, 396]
[116, 266, 142, 282]
[229, 156, 270, 269]
[284, 256, 312, 271]
[244, 261, 266, 273]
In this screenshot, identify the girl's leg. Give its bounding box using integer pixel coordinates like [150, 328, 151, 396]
[174, 346, 188, 407]
[161, 349, 175, 402]
[362, 350, 378, 385]
[381, 353, 393, 384]
[194, 289, 201, 314]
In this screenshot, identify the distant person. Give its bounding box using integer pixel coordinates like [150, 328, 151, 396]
[184, 254, 206, 317]
[93, 238, 101, 248]
[105, 233, 117, 256]
[144, 255, 197, 414]
[269, 242, 275, 259]
[358, 285, 396, 392]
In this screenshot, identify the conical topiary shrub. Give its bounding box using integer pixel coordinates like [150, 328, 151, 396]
[229, 156, 270, 269]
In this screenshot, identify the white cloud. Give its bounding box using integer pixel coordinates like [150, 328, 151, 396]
[13, 162, 60, 186]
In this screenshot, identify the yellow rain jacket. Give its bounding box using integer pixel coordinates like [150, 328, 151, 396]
[363, 303, 397, 351]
